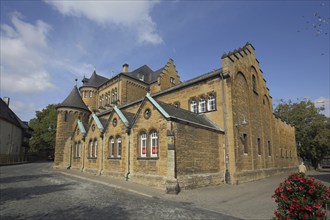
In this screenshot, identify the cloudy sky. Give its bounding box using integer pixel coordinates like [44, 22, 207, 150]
[1, 0, 329, 121]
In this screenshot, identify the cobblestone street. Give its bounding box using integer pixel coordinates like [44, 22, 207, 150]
[0, 163, 239, 220]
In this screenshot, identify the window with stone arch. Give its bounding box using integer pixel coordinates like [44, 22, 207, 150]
[207, 94, 216, 111]
[93, 139, 98, 158]
[111, 89, 115, 103]
[190, 99, 198, 113]
[109, 137, 115, 158]
[252, 75, 257, 92]
[75, 141, 81, 158]
[150, 131, 158, 158]
[89, 91, 93, 98]
[114, 88, 118, 103]
[199, 97, 206, 113]
[89, 140, 93, 158]
[140, 132, 147, 158]
[117, 136, 122, 158]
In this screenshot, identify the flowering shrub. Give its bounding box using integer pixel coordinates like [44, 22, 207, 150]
[272, 173, 330, 220]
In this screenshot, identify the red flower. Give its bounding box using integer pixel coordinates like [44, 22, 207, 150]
[280, 193, 288, 200]
[299, 186, 304, 191]
[313, 203, 322, 209]
[303, 213, 309, 220]
[308, 188, 315, 195]
[305, 205, 312, 212]
[292, 198, 298, 202]
[286, 185, 292, 191]
[274, 210, 279, 217]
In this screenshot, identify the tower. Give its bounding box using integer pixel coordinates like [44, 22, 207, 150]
[54, 85, 90, 168]
[80, 70, 108, 112]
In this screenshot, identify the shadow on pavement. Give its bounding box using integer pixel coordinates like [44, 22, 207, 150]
[0, 183, 73, 204]
[0, 174, 55, 184]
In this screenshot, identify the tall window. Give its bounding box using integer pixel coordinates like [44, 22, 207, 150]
[243, 133, 248, 154]
[75, 142, 80, 158]
[190, 100, 197, 113]
[208, 95, 216, 111]
[257, 138, 261, 156]
[111, 89, 115, 103]
[114, 88, 117, 103]
[89, 140, 93, 158]
[267, 141, 271, 156]
[110, 138, 115, 158]
[140, 133, 147, 157]
[252, 75, 257, 92]
[150, 131, 158, 158]
[89, 91, 93, 98]
[94, 140, 98, 158]
[117, 137, 122, 158]
[84, 91, 87, 98]
[199, 97, 206, 113]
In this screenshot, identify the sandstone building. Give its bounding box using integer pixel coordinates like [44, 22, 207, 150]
[54, 43, 298, 192]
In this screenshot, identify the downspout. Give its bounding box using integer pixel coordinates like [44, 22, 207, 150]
[67, 138, 72, 169]
[125, 128, 131, 181]
[100, 133, 104, 175]
[82, 137, 85, 171]
[221, 72, 230, 184]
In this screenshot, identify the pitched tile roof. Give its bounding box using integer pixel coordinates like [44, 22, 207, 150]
[156, 100, 223, 132]
[57, 86, 89, 111]
[81, 70, 108, 88]
[122, 65, 162, 84]
[0, 98, 28, 129]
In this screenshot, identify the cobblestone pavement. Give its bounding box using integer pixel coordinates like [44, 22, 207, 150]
[0, 163, 239, 220]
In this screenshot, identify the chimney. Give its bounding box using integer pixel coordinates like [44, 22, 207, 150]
[122, 64, 129, 73]
[3, 97, 10, 106]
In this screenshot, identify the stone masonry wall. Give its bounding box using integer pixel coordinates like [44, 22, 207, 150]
[174, 123, 224, 189]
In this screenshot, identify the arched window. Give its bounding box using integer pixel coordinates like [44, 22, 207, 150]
[109, 137, 114, 158]
[190, 100, 197, 113]
[111, 89, 115, 103]
[117, 137, 122, 158]
[150, 131, 158, 158]
[140, 133, 147, 157]
[94, 140, 98, 158]
[114, 88, 117, 103]
[199, 97, 206, 113]
[208, 95, 216, 111]
[75, 142, 80, 158]
[89, 140, 93, 158]
[64, 112, 68, 122]
[252, 75, 257, 92]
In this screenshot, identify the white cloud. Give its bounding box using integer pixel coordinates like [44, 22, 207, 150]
[45, 1, 163, 44]
[314, 96, 330, 117]
[0, 12, 55, 93]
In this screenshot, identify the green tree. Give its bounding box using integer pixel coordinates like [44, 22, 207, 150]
[275, 99, 330, 169]
[29, 104, 57, 155]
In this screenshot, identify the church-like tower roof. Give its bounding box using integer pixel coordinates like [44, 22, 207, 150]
[57, 86, 89, 111]
[81, 70, 108, 88]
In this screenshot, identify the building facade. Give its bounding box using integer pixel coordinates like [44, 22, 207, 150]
[0, 98, 32, 164]
[54, 43, 298, 192]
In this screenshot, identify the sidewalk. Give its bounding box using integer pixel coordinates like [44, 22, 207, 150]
[53, 168, 330, 220]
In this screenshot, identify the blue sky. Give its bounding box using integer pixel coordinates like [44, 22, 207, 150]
[1, 0, 329, 121]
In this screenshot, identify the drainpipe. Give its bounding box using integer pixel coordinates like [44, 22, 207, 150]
[100, 133, 104, 175]
[221, 72, 230, 184]
[125, 128, 131, 181]
[67, 139, 72, 169]
[82, 137, 85, 171]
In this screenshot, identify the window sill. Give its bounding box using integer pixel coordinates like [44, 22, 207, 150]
[73, 157, 81, 159]
[107, 157, 121, 160]
[137, 157, 159, 160]
[87, 157, 97, 160]
[243, 153, 248, 156]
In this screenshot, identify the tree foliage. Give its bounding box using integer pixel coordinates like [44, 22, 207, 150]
[29, 104, 57, 153]
[274, 99, 330, 168]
